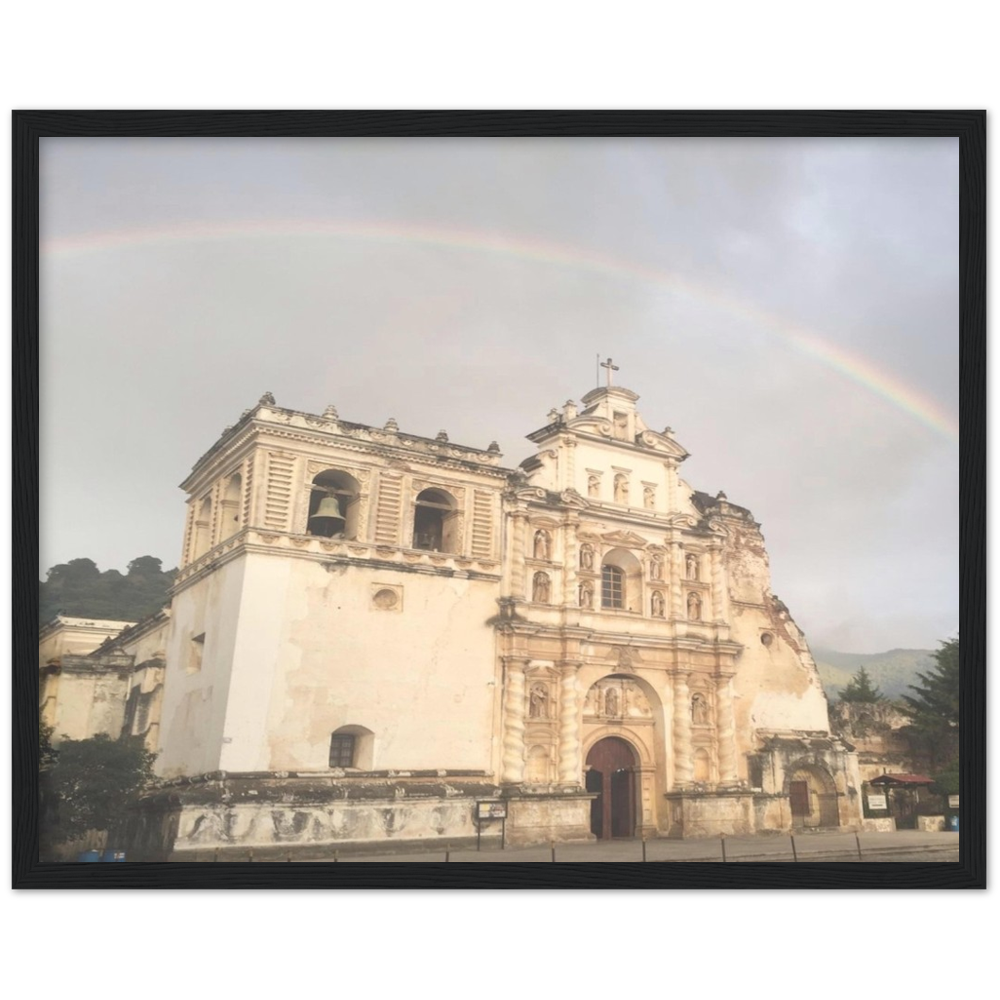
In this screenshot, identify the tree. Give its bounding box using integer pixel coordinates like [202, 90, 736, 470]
[43, 734, 157, 847]
[838, 666, 884, 703]
[901, 635, 959, 772]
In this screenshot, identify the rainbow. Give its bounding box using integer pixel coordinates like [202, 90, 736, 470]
[43, 220, 959, 442]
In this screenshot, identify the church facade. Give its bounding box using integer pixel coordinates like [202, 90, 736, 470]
[88, 375, 860, 859]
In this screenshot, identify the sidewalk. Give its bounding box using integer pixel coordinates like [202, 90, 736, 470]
[289, 829, 960, 864]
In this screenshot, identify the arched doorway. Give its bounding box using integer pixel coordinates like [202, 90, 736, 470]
[585, 736, 638, 839]
[787, 762, 839, 829]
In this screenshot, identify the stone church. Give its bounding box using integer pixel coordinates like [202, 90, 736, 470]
[42, 368, 863, 858]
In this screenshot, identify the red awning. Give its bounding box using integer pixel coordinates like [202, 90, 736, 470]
[869, 773, 935, 786]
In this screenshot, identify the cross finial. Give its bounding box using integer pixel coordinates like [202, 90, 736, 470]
[600, 357, 620, 387]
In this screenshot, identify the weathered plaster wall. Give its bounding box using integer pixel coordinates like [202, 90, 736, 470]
[219, 554, 501, 773]
[44, 659, 131, 742]
[156, 558, 247, 777]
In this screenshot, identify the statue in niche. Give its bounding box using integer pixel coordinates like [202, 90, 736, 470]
[529, 683, 549, 719]
[584, 686, 598, 715]
[579, 543, 594, 571]
[613, 412, 629, 440]
[614, 474, 629, 505]
[644, 486, 655, 509]
[651, 590, 665, 617]
[687, 592, 702, 620]
[686, 553, 700, 580]
[649, 553, 662, 580]
[579, 580, 593, 609]
[587, 475, 601, 498]
[532, 572, 550, 604]
[533, 529, 551, 561]
[605, 686, 620, 718]
[691, 692, 710, 725]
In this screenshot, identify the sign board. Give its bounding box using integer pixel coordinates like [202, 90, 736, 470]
[477, 801, 507, 820]
[866, 794, 887, 811]
[948, 795, 959, 809]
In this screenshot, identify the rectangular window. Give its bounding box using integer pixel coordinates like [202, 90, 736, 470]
[329, 734, 356, 768]
[601, 565, 624, 609]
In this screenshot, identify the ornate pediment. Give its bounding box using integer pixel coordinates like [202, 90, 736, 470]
[600, 530, 650, 549]
[558, 488, 590, 509]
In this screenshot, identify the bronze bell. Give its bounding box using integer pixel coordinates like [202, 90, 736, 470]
[309, 496, 346, 535]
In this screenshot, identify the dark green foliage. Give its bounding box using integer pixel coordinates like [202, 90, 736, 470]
[814, 647, 936, 701]
[43, 734, 157, 845]
[39, 723, 58, 772]
[901, 636, 959, 772]
[838, 665, 884, 703]
[39, 555, 176, 625]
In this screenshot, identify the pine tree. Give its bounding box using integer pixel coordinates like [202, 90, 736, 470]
[901, 636, 959, 772]
[838, 665, 884, 703]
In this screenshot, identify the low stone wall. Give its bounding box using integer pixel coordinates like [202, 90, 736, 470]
[861, 817, 896, 833]
[665, 789, 756, 838]
[505, 793, 594, 846]
[916, 815, 945, 832]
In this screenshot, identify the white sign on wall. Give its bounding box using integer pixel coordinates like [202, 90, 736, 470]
[867, 794, 887, 811]
[948, 795, 959, 809]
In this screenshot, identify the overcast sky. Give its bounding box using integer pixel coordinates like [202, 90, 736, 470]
[38, 137, 958, 653]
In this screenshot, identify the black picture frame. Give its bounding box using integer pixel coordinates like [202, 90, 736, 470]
[12, 110, 985, 889]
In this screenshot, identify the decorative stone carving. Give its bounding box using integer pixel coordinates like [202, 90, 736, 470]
[686, 553, 700, 580]
[529, 682, 550, 719]
[587, 474, 601, 498]
[579, 543, 595, 571]
[532, 571, 550, 603]
[583, 678, 652, 719]
[643, 486, 655, 509]
[558, 664, 581, 784]
[687, 592, 702, 620]
[579, 580, 594, 609]
[259, 392, 275, 406]
[615, 646, 636, 672]
[501, 660, 527, 783]
[533, 529, 551, 561]
[323, 404, 339, 419]
[604, 686, 620, 718]
[691, 691, 709, 725]
[651, 590, 665, 618]
[613, 474, 629, 505]
[649, 553, 663, 580]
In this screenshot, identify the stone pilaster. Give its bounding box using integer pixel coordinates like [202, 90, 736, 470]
[669, 540, 684, 619]
[510, 512, 528, 599]
[710, 543, 727, 622]
[672, 671, 693, 786]
[716, 674, 738, 785]
[501, 658, 529, 783]
[558, 662, 581, 785]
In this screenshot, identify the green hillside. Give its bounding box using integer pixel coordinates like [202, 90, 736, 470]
[812, 647, 936, 702]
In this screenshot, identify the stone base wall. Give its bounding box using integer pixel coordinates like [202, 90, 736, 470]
[504, 792, 595, 846]
[862, 817, 897, 833]
[664, 790, 756, 838]
[121, 771, 507, 860]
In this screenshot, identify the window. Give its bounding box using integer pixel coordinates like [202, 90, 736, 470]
[329, 733, 356, 768]
[602, 564, 625, 609]
[412, 488, 458, 552]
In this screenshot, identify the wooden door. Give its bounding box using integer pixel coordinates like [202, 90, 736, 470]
[586, 737, 637, 839]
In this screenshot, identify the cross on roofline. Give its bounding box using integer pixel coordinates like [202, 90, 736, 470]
[600, 356, 620, 387]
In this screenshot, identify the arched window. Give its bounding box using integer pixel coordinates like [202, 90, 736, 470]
[308, 470, 361, 539]
[329, 725, 375, 770]
[220, 472, 242, 540]
[602, 564, 625, 609]
[412, 488, 458, 553]
[600, 548, 642, 612]
[192, 495, 213, 558]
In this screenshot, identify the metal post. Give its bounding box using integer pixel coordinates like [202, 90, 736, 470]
[501, 817, 505, 850]
[213, 847, 219, 863]
[642, 836, 647, 863]
[790, 834, 798, 862]
[855, 832, 863, 861]
[551, 841, 556, 863]
[334, 850, 338, 863]
[477, 819, 481, 852]
[249, 848, 254, 863]
[445, 845, 451, 862]
[720, 833, 727, 862]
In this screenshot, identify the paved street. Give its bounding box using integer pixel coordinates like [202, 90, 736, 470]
[251, 829, 959, 864]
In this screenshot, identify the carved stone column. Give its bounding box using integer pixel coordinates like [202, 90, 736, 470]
[665, 458, 677, 514]
[710, 543, 727, 622]
[501, 657, 529, 783]
[558, 662, 582, 785]
[672, 671, 693, 786]
[669, 540, 684, 619]
[563, 517, 578, 609]
[510, 512, 528, 599]
[715, 674, 738, 785]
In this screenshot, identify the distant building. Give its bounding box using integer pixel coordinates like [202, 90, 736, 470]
[43, 375, 864, 858]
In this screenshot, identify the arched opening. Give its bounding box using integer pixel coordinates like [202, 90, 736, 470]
[412, 488, 458, 552]
[308, 470, 361, 539]
[329, 724, 375, 770]
[601, 548, 642, 612]
[220, 472, 242, 540]
[787, 762, 839, 829]
[192, 495, 212, 558]
[586, 736, 638, 839]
